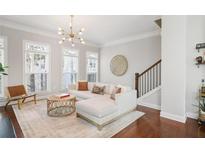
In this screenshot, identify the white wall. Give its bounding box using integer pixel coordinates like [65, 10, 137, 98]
[160, 16, 187, 123]
[186, 16, 205, 119]
[138, 87, 161, 110]
[0, 26, 100, 97]
[100, 35, 161, 89]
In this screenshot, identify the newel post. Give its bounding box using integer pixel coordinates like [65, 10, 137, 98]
[135, 73, 139, 98]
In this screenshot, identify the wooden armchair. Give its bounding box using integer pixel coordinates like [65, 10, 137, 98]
[5, 85, 37, 110]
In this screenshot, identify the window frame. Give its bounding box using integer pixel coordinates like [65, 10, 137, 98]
[86, 51, 99, 82]
[61, 48, 79, 90]
[0, 36, 8, 97]
[23, 40, 51, 94]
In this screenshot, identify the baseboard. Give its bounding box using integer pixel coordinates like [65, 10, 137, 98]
[160, 111, 187, 123]
[138, 102, 161, 110]
[186, 112, 198, 120]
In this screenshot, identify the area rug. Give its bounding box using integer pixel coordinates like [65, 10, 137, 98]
[12, 100, 144, 138]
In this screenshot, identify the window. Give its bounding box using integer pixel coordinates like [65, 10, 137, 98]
[24, 41, 50, 93]
[0, 36, 6, 97]
[86, 52, 98, 82]
[62, 49, 78, 89]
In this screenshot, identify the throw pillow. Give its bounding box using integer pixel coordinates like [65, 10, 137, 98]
[110, 87, 121, 100]
[92, 85, 105, 95]
[78, 81, 88, 91]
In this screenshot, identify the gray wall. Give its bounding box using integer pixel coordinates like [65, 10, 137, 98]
[100, 35, 161, 88]
[0, 26, 100, 93]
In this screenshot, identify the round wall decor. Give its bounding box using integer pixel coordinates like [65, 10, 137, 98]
[110, 55, 128, 76]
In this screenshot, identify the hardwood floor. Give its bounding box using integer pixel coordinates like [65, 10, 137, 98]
[0, 107, 16, 138]
[113, 106, 205, 138]
[0, 105, 205, 138]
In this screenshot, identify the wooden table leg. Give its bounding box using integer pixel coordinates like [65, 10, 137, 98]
[18, 100, 22, 110]
[34, 95, 37, 104]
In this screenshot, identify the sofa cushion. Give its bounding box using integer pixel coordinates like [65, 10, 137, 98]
[117, 84, 132, 93]
[92, 85, 105, 95]
[110, 87, 121, 100]
[76, 97, 117, 118]
[95, 83, 110, 94]
[88, 82, 96, 91]
[69, 90, 101, 99]
[78, 81, 88, 91]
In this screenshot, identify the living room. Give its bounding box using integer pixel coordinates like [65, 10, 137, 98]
[1, 15, 205, 138]
[0, 15, 163, 137]
[1, 0, 205, 153]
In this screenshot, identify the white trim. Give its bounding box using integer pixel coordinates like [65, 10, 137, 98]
[0, 18, 57, 38]
[61, 47, 79, 90]
[102, 30, 161, 47]
[186, 112, 198, 120]
[86, 51, 99, 82]
[0, 35, 8, 98]
[0, 18, 99, 48]
[160, 111, 187, 123]
[22, 40, 51, 94]
[138, 102, 161, 110]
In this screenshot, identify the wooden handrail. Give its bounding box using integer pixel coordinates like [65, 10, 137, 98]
[135, 59, 161, 98]
[139, 59, 161, 77]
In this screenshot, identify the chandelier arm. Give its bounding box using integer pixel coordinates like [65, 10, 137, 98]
[70, 15, 73, 34]
[58, 15, 85, 46]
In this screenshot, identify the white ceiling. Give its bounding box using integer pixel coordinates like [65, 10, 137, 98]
[0, 15, 160, 46]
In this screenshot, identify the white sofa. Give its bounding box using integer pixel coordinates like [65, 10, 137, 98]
[69, 82, 137, 130]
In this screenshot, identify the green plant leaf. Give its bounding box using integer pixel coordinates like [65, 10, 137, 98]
[2, 73, 8, 75]
[0, 63, 8, 74]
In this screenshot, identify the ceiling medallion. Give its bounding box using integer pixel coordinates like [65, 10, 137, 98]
[58, 15, 85, 47]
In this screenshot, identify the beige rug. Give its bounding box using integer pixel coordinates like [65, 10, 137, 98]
[12, 100, 144, 138]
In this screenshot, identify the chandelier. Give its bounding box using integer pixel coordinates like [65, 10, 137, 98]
[58, 15, 85, 47]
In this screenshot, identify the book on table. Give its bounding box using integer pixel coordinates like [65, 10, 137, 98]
[55, 93, 70, 99]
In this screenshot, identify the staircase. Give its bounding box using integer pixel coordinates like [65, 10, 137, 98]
[135, 59, 161, 98]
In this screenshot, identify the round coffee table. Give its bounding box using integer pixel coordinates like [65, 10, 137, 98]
[47, 95, 76, 117]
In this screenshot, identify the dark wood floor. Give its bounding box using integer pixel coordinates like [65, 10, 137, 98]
[0, 105, 205, 138]
[114, 106, 205, 138]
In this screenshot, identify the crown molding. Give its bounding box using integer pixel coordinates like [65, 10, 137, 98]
[102, 30, 161, 48]
[0, 18, 100, 48]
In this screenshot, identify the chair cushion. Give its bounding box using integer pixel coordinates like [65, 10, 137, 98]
[76, 97, 117, 118]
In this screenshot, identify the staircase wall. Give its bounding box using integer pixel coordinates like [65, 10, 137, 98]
[137, 87, 161, 110]
[100, 33, 161, 89]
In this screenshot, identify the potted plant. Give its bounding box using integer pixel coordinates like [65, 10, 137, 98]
[199, 99, 205, 121]
[0, 62, 8, 75]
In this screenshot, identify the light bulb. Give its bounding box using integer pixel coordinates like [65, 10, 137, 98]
[58, 31, 63, 35]
[58, 27, 62, 31]
[68, 38, 72, 42]
[71, 43, 75, 47]
[62, 37, 66, 41]
[78, 31, 82, 35]
[81, 28, 85, 32]
[59, 40, 63, 44]
[80, 38, 83, 41]
[81, 41, 85, 44]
